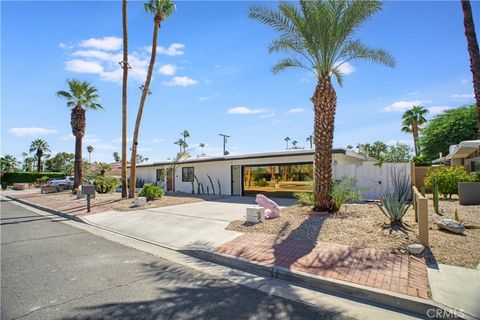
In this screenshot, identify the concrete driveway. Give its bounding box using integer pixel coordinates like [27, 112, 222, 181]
[82, 199, 274, 251]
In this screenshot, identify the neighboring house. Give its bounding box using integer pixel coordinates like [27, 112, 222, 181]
[433, 140, 480, 173]
[134, 149, 372, 198]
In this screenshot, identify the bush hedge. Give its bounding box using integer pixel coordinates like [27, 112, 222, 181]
[424, 166, 479, 198]
[93, 176, 120, 193]
[1, 172, 65, 185]
[139, 184, 164, 201]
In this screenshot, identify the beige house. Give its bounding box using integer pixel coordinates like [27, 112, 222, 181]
[134, 149, 371, 197]
[433, 140, 480, 173]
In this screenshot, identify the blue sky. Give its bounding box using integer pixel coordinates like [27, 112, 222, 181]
[1, 0, 478, 163]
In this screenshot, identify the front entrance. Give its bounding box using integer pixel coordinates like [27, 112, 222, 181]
[231, 165, 242, 196]
[166, 168, 174, 191]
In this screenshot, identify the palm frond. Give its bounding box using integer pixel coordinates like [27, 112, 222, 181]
[341, 40, 395, 67]
[271, 58, 310, 74]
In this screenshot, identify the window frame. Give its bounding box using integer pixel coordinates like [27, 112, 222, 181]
[182, 167, 194, 182]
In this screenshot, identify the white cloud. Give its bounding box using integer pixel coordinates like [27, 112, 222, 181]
[286, 108, 307, 114]
[336, 61, 355, 75]
[408, 91, 419, 96]
[155, 43, 185, 56]
[382, 100, 431, 112]
[227, 107, 267, 115]
[450, 93, 474, 99]
[428, 105, 452, 115]
[258, 112, 275, 118]
[72, 50, 120, 61]
[198, 93, 219, 101]
[461, 79, 469, 84]
[162, 76, 198, 87]
[61, 134, 74, 140]
[158, 64, 177, 76]
[80, 36, 122, 51]
[10, 127, 58, 137]
[65, 59, 104, 74]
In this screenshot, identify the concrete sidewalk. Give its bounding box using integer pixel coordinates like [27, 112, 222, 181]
[427, 264, 480, 319]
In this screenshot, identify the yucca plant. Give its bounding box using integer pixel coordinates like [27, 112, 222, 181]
[379, 194, 410, 224]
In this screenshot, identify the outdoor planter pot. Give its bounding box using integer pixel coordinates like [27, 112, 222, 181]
[458, 182, 480, 205]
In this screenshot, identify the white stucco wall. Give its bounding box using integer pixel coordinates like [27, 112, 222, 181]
[134, 152, 365, 195]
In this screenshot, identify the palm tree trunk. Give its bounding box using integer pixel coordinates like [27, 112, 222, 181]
[121, 0, 129, 199]
[36, 154, 41, 172]
[412, 126, 419, 157]
[129, 18, 160, 198]
[312, 74, 336, 212]
[74, 135, 83, 190]
[461, 0, 480, 138]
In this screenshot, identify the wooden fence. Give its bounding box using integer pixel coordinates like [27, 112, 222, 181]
[412, 186, 429, 247]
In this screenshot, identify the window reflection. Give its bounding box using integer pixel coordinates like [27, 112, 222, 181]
[243, 163, 313, 196]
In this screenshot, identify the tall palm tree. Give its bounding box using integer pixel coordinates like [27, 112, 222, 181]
[121, 0, 130, 198]
[291, 140, 298, 148]
[129, 0, 175, 198]
[250, 0, 395, 211]
[401, 105, 428, 156]
[86, 145, 94, 163]
[0, 155, 19, 173]
[306, 134, 313, 149]
[57, 79, 103, 190]
[461, 0, 480, 137]
[199, 143, 205, 154]
[174, 138, 184, 153]
[181, 129, 190, 145]
[29, 139, 51, 172]
[113, 152, 121, 162]
[284, 136, 291, 150]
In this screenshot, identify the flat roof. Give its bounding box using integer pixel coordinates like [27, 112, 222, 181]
[133, 148, 367, 168]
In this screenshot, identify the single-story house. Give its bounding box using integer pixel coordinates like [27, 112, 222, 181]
[433, 140, 480, 173]
[134, 149, 373, 198]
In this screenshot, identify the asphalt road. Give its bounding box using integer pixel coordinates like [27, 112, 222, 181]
[1, 198, 352, 320]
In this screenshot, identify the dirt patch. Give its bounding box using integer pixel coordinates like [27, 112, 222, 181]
[15, 191, 223, 215]
[227, 196, 480, 269]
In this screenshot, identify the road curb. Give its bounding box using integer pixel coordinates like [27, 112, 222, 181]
[5, 195, 84, 223]
[184, 248, 465, 320]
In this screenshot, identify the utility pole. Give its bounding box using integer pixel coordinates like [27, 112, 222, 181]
[219, 133, 230, 156]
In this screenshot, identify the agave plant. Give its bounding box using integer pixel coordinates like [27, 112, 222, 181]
[379, 194, 410, 224]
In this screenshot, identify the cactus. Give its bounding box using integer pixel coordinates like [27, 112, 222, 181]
[206, 186, 210, 195]
[432, 179, 440, 215]
[217, 179, 222, 195]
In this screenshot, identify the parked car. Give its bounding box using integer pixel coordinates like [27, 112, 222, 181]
[47, 176, 74, 191]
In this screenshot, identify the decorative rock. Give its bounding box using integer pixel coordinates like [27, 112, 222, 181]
[245, 206, 265, 223]
[255, 194, 280, 219]
[436, 219, 465, 234]
[408, 244, 425, 255]
[134, 197, 147, 207]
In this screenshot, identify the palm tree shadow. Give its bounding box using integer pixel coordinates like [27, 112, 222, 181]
[65, 260, 345, 320]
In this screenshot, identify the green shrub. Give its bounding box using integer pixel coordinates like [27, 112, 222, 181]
[0, 172, 64, 185]
[412, 155, 431, 166]
[254, 178, 268, 187]
[379, 194, 410, 223]
[294, 192, 314, 206]
[138, 183, 164, 201]
[331, 177, 366, 211]
[93, 176, 120, 193]
[424, 166, 479, 198]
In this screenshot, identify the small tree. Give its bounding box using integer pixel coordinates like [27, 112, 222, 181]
[113, 152, 121, 162]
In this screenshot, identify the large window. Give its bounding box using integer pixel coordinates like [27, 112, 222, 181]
[156, 169, 165, 182]
[243, 163, 313, 196]
[182, 167, 194, 182]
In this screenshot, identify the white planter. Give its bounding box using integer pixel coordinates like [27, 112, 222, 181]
[245, 206, 265, 223]
[134, 197, 147, 207]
